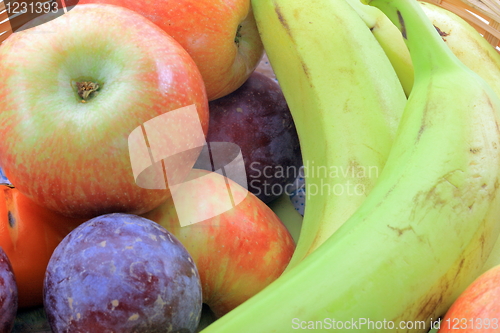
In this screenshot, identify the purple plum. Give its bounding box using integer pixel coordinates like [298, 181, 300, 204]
[203, 71, 302, 204]
[0, 246, 17, 333]
[43, 213, 202, 333]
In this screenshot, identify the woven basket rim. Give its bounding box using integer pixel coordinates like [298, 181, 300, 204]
[462, 0, 500, 23]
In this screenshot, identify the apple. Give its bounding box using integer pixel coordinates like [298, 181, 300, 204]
[437, 264, 500, 332]
[142, 168, 295, 318]
[77, 0, 264, 101]
[201, 71, 302, 204]
[0, 4, 209, 219]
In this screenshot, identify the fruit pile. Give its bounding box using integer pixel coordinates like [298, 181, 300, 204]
[1, 0, 500, 331]
[0, 0, 301, 331]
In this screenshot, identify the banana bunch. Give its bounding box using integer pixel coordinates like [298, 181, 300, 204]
[363, 0, 500, 100]
[343, 0, 500, 98]
[198, 0, 500, 331]
[418, 1, 500, 115]
[264, 0, 407, 273]
[345, 0, 414, 95]
[413, 2, 500, 275]
[277, 0, 500, 268]
[322, 0, 500, 275]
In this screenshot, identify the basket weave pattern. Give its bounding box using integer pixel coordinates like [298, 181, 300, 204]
[0, 1, 12, 43]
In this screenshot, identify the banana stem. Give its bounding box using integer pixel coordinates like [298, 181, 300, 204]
[363, 0, 461, 79]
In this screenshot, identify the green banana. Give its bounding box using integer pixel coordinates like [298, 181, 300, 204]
[346, 0, 414, 96]
[199, 0, 500, 331]
[418, 1, 500, 103]
[416, 2, 500, 276]
[267, 193, 303, 244]
[262, 0, 406, 273]
[480, 235, 500, 275]
[418, 1, 500, 276]
[370, 0, 500, 99]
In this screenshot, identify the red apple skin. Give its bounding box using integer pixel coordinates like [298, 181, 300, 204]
[77, 0, 264, 101]
[0, 4, 209, 219]
[142, 169, 295, 318]
[438, 264, 500, 333]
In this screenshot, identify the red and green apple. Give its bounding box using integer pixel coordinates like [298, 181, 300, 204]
[142, 169, 295, 318]
[77, 0, 264, 101]
[0, 4, 209, 218]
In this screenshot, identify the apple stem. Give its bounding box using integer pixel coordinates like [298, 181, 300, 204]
[234, 25, 243, 46]
[76, 81, 99, 103]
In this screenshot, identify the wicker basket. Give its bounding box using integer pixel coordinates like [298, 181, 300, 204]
[420, 0, 500, 52]
[0, 1, 11, 43]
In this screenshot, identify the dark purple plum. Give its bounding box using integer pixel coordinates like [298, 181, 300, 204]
[202, 71, 302, 204]
[43, 213, 202, 333]
[0, 246, 17, 333]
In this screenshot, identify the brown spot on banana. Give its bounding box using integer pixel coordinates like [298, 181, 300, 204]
[453, 257, 465, 280]
[416, 103, 432, 143]
[415, 291, 444, 326]
[469, 147, 481, 154]
[293, 8, 301, 20]
[397, 10, 407, 39]
[492, 179, 500, 202]
[391, 264, 456, 330]
[273, 2, 312, 85]
[274, 3, 292, 39]
[417, 124, 426, 142]
[479, 231, 486, 258]
[301, 61, 311, 81]
[387, 225, 414, 236]
[368, 21, 378, 32]
[434, 25, 449, 40]
[402, 220, 496, 329]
